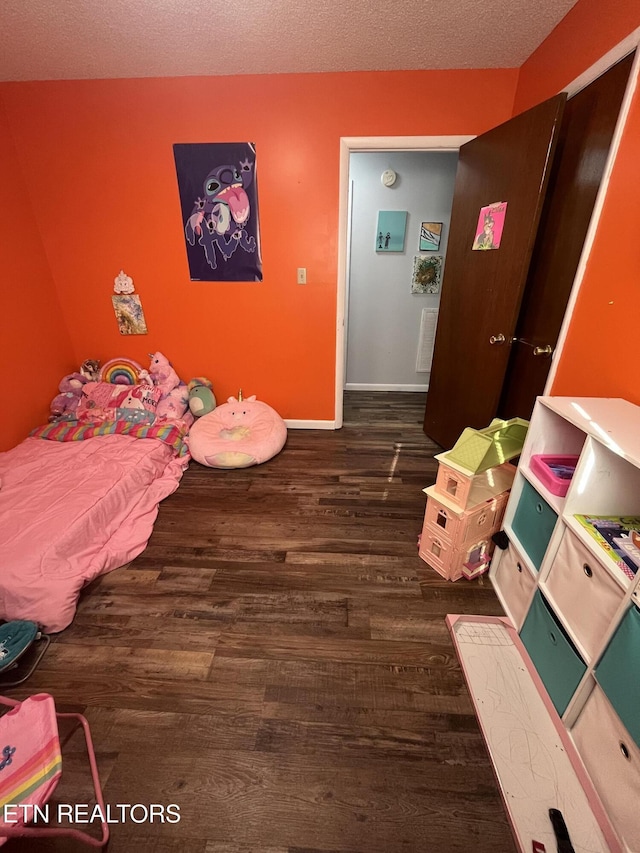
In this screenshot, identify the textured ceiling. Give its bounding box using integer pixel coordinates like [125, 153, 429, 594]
[1, 0, 579, 82]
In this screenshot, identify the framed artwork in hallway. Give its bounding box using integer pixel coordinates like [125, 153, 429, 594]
[419, 221, 443, 251]
[375, 210, 407, 252]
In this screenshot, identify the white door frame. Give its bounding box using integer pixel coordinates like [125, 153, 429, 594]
[334, 136, 473, 429]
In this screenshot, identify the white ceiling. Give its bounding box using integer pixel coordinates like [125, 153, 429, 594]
[1, 0, 579, 82]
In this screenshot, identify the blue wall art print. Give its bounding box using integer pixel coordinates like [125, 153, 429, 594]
[173, 142, 263, 281]
[375, 210, 407, 253]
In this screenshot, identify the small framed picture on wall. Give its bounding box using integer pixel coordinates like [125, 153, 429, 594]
[112, 294, 148, 335]
[411, 255, 443, 294]
[419, 222, 443, 251]
[376, 211, 408, 252]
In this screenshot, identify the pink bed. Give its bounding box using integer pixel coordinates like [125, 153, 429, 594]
[0, 427, 187, 633]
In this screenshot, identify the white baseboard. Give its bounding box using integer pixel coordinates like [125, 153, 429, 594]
[344, 383, 429, 392]
[284, 419, 337, 430]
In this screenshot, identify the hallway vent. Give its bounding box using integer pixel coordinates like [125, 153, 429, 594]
[416, 309, 438, 372]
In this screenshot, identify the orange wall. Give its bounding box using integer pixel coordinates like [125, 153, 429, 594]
[0, 100, 75, 450]
[513, 0, 640, 403]
[514, 0, 640, 113]
[0, 70, 518, 427]
[551, 75, 640, 402]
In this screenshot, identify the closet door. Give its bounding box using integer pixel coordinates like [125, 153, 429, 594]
[499, 52, 635, 419]
[423, 94, 566, 449]
[424, 53, 634, 448]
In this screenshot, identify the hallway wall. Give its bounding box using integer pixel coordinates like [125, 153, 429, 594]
[346, 151, 458, 390]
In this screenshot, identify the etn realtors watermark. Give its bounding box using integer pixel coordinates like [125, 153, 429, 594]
[2, 803, 181, 825]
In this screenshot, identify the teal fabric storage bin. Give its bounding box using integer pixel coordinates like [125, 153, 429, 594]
[511, 479, 557, 570]
[520, 591, 587, 715]
[596, 604, 640, 749]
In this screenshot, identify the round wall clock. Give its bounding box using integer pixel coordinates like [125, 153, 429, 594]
[381, 169, 397, 187]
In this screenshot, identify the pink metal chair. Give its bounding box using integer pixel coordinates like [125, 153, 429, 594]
[0, 693, 109, 847]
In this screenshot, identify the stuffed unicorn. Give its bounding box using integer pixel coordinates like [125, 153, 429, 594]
[148, 352, 180, 396]
[156, 384, 189, 419]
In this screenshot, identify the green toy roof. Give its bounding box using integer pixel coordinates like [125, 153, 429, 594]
[443, 417, 529, 474]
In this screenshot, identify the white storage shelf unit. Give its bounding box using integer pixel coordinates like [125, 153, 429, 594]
[490, 397, 640, 852]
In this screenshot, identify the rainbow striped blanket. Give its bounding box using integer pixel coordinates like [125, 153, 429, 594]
[31, 417, 189, 457]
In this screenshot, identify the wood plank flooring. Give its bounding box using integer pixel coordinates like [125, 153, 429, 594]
[6, 392, 515, 852]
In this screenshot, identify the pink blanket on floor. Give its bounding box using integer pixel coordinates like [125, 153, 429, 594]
[0, 434, 186, 633]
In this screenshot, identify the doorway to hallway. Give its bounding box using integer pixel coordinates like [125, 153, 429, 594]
[334, 135, 472, 430]
[345, 150, 458, 396]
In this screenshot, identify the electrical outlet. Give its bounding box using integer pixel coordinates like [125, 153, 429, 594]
[297, 268, 307, 285]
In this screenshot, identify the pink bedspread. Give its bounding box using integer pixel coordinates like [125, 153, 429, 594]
[0, 434, 186, 633]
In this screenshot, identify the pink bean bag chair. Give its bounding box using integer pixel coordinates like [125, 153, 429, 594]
[188, 394, 287, 468]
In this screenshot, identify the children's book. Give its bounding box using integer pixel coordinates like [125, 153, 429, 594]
[574, 515, 640, 580]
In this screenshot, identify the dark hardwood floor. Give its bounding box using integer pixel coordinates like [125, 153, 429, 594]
[7, 391, 515, 852]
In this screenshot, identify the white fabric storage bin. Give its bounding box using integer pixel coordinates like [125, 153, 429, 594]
[545, 528, 624, 660]
[491, 542, 536, 629]
[571, 684, 640, 852]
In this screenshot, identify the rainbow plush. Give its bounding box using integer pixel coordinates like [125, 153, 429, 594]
[99, 357, 143, 385]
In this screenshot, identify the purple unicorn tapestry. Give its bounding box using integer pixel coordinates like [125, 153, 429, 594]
[173, 142, 262, 282]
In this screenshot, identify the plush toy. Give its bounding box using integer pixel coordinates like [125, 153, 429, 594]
[187, 377, 216, 418]
[148, 352, 180, 396]
[79, 358, 100, 382]
[137, 369, 154, 387]
[156, 383, 189, 420]
[189, 392, 287, 468]
[49, 372, 89, 420]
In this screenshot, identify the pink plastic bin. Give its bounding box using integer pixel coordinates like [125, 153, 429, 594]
[529, 454, 579, 497]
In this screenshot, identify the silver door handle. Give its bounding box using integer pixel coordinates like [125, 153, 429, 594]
[489, 333, 506, 345]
